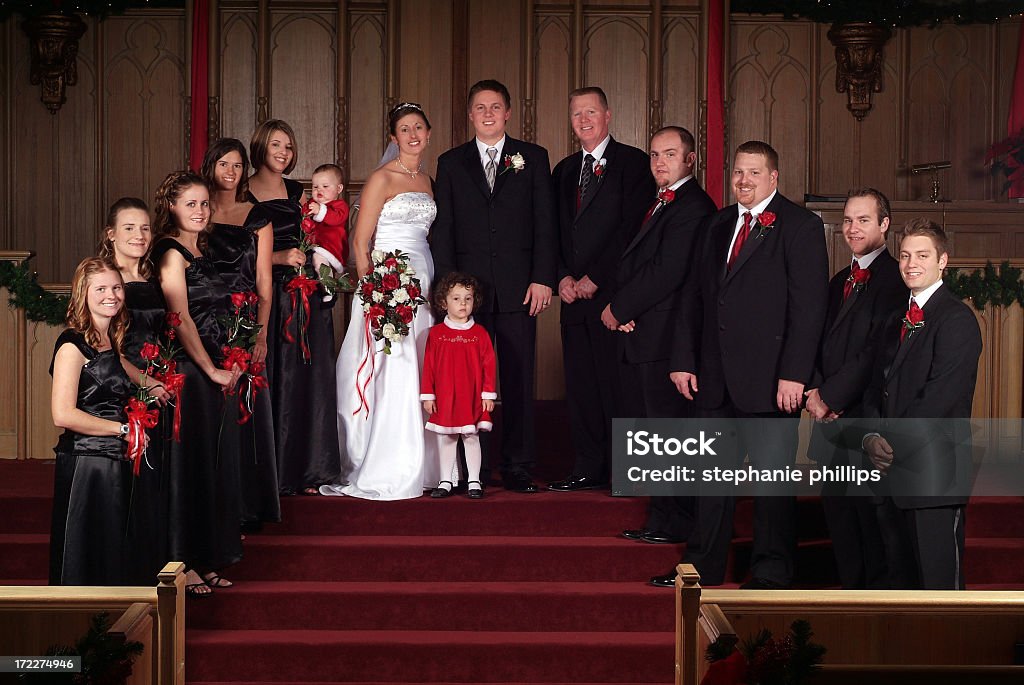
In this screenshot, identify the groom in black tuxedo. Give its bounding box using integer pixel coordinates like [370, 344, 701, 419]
[652, 141, 829, 588]
[548, 86, 654, 492]
[432, 79, 558, 493]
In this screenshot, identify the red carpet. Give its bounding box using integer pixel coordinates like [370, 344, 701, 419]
[2, 401, 1023, 683]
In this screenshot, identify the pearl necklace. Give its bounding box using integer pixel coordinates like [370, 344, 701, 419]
[396, 157, 422, 179]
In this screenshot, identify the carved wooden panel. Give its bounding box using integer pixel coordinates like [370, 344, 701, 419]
[27, 320, 64, 460]
[219, 12, 258, 143]
[467, 0, 523, 138]
[534, 15, 572, 161]
[728, 20, 813, 202]
[397, 0, 453, 174]
[584, 15, 648, 150]
[905, 24, 993, 202]
[348, 12, 387, 182]
[270, 11, 336, 177]
[0, 286, 19, 458]
[662, 14, 700, 144]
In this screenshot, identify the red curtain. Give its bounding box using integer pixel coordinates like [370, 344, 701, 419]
[189, 0, 209, 171]
[705, 0, 725, 208]
[1008, 20, 1024, 196]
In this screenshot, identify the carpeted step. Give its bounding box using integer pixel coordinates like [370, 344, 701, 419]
[0, 534, 48, 579]
[0, 496, 51, 534]
[186, 682, 672, 685]
[963, 538, 1024, 585]
[269, 491, 648, 537]
[186, 581, 676, 632]
[185, 629, 675, 683]
[965, 497, 1024, 538]
[228, 535, 682, 583]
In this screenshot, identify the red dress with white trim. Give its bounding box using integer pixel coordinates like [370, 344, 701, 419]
[420, 317, 497, 434]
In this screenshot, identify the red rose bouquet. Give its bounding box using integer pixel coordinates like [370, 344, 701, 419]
[351, 249, 427, 417]
[134, 311, 185, 449]
[219, 291, 267, 425]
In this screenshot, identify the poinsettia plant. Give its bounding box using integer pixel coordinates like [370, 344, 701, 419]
[701, 619, 825, 685]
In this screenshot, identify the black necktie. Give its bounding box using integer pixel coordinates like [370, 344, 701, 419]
[578, 153, 595, 209]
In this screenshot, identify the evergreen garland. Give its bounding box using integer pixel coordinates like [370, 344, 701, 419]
[945, 261, 1024, 310]
[0, 258, 69, 326]
[731, 0, 1024, 27]
[18, 611, 144, 684]
[0, 0, 183, 21]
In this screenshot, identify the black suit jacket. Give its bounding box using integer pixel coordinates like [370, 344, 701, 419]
[610, 179, 717, 364]
[552, 138, 654, 323]
[814, 249, 909, 414]
[862, 284, 982, 509]
[432, 137, 558, 314]
[670, 192, 829, 413]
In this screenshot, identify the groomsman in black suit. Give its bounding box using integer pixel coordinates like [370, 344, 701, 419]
[547, 87, 654, 492]
[432, 79, 558, 493]
[603, 126, 716, 545]
[651, 141, 829, 588]
[862, 219, 981, 590]
[805, 188, 908, 589]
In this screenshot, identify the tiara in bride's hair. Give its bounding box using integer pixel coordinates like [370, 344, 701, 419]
[389, 102, 424, 116]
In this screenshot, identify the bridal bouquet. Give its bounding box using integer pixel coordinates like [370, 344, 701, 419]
[356, 249, 427, 355]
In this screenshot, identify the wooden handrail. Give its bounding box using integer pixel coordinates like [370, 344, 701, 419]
[698, 589, 1024, 613]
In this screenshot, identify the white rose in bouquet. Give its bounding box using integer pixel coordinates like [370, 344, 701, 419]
[382, 323, 398, 341]
[392, 289, 410, 303]
[372, 290, 385, 303]
[371, 250, 385, 263]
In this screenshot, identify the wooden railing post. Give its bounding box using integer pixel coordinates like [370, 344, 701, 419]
[676, 563, 702, 685]
[157, 562, 185, 685]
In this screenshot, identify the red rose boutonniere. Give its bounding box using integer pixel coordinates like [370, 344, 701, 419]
[657, 188, 676, 206]
[901, 303, 925, 341]
[754, 211, 776, 239]
[846, 266, 872, 297]
[593, 157, 607, 178]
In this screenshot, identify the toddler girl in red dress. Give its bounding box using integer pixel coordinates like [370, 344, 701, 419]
[420, 273, 496, 499]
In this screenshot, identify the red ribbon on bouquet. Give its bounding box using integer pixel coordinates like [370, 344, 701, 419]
[238, 361, 269, 425]
[352, 317, 380, 418]
[158, 368, 186, 441]
[125, 397, 159, 476]
[283, 273, 319, 362]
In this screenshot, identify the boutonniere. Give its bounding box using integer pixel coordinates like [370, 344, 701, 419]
[847, 267, 872, 295]
[501, 152, 526, 175]
[754, 211, 776, 239]
[901, 305, 925, 341]
[593, 157, 607, 178]
[657, 187, 675, 206]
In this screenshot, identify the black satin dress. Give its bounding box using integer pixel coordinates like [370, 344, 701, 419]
[49, 330, 134, 586]
[151, 238, 242, 571]
[122, 280, 169, 585]
[208, 207, 281, 523]
[250, 178, 341, 493]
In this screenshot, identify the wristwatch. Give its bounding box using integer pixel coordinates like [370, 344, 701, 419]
[119, 423, 129, 437]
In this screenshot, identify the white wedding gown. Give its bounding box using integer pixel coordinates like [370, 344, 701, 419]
[322, 192, 439, 500]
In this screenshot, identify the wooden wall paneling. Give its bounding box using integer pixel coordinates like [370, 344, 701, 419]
[466, 0, 523, 141]
[728, 19, 813, 203]
[994, 19, 1023, 201]
[813, 23, 901, 198]
[397, 0, 452, 173]
[103, 14, 187, 213]
[1, 21, 10, 248]
[534, 13, 571, 161]
[648, 0, 663, 135]
[662, 14, 700, 139]
[584, 14, 649, 150]
[336, 0, 350, 176]
[257, 0, 270, 124]
[270, 10, 336, 180]
[208, 0, 221, 142]
[905, 24, 991, 202]
[348, 11, 387, 182]
[0, 274, 23, 458]
[521, 0, 536, 142]
[26, 319, 64, 460]
[219, 11, 258, 143]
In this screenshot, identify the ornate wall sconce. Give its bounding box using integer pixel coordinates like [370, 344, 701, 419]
[22, 12, 88, 114]
[827, 22, 891, 121]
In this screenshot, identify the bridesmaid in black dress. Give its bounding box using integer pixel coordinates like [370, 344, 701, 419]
[202, 138, 281, 527]
[50, 257, 136, 585]
[152, 171, 244, 596]
[248, 119, 341, 495]
[99, 197, 170, 585]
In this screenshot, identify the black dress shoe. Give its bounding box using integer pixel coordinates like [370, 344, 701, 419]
[739, 578, 789, 590]
[642, 530, 686, 544]
[467, 480, 485, 499]
[430, 481, 455, 498]
[622, 528, 653, 540]
[548, 476, 607, 492]
[502, 473, 538, 493]
[649, 571, 678, 587]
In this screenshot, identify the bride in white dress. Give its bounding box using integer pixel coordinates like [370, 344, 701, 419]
[322, 103, 439, 500]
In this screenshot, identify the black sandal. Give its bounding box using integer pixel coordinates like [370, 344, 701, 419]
[430, 481, 455, 498]
[185, 568, 213, 598]
[203, 572, 234, 588]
